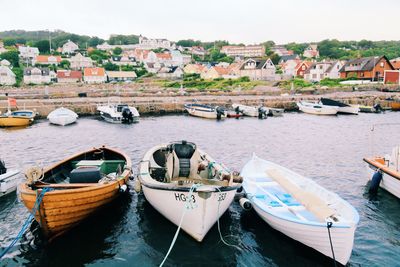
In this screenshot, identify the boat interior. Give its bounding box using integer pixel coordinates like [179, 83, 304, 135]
[36, 148, 127, 185]
[147, 140, 232, 185]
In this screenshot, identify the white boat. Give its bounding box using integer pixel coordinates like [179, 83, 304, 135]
[138, 140, 242, 241]
[320, 98, 359, 115]
[184, 103, 226, 119]
[241, 154, 359, 265]
[47, 107, 78, 126]
[232, 103, 268, 118]
[97, 103, 139, 123]
[297, 101, 338, 115]
[267, 107, 284, 117]
[0, 159, 20, 197]
[364, 145, 400, 198]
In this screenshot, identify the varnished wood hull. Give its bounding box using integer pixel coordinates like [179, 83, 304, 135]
[391, 101, 400, 111]
[18, 147, 131, 240]
[0, 116, 32, 127]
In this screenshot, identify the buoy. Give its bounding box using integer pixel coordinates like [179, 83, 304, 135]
[239, 198, 252, 210]
[119, 184, 127, 193]
[134, 178, 141, 193]
[369, 171, 382, 194]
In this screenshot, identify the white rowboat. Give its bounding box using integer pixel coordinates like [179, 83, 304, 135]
[184, 104, 226, 119]
[47, 107, 78, 126]
[241, 154, 359, 265]
[297, 101, 338, 115]
[0, 160, 20, 197]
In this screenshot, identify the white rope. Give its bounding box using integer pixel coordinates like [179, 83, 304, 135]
[159, 183, 200, 267]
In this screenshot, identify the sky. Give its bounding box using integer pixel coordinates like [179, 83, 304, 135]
[1, 0, 399, 44]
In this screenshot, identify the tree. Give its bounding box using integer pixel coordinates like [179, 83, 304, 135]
[113, 47, 122, 55]
[270, 53, 281, 65]
[176, 39, 201, 47]
[108, 34, 139, 45]
[0, 50, 19, 67]
[103, 62, 119, 71]
[12, 67, 23, 86]
[88, 37, 104, 47]
[34, 40, 50, 53]
[3, 38, 16, 46]
[358, 39, 374, 49]
[59, 60, 70, 69]
[285, 42, 307, 55]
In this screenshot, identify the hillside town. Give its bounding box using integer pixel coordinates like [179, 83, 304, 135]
[0, 34, 400, 87]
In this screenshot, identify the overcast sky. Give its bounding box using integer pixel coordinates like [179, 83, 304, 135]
[1, 0, 399, 44]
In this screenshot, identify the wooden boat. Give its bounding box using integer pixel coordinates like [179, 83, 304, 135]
[184, 103, 226, 119]
[47, 107, 78, 126]
[138, 140, 242, 241]
[364, 146, 400, 198]
[390, 100, 400, 111]
[241, 154, 359, 265]
[0, 110, 36, 127]
[0, 159, 20, 197]
[18, 146, 132, 240]
[296, 101, 338, 115]
[320, 98, 359, 115]
[232, 103, 268, 118]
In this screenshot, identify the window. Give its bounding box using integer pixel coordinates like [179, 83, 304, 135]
[380, 62, 384, 67]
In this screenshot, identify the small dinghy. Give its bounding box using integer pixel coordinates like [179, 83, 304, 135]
[138, 140, 242, 241]
[267, 107, 284, 117]
[232, 104, 268, 118]
[18, 146, 132, 240]
[359, 104, 383, 113]
[184, 103, 226, 119]
[47, 107, 78, 126]
[241, 154, 359, 265]
[0, 110, 36, 127]
[97, 103, 139, 123]
[364, 145, 400, 198]
[320, 98, 359, 115]
[0, 159, 20, 197]
[297, 101, 338, 115]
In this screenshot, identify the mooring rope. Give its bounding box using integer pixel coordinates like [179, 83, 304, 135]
[0, 188, 51, 260]
[159, 183, 200, 267]
[326, 221, 337, 267]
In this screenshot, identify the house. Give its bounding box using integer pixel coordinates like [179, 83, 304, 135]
[390, 58, 400, 70]
[83, 67, 106, 83]
[384, 70, 400, 85]
[18, 46, 39, 64]
[56, 70, 82, 83]
[156, 66, 183, 79]
[271, 46, 293, 56]
[35, 55, 62, 65]
[69, 53, 93, 70]
[201, 66, 233, 79]
[0, 41, 7, 53]
[220, 45, 265, 58]
[339, 56, 394, 80]
[281, 59, 301, 77]
[183, 64, 206, 74]
[279, 54, 300, 64]
[303, 44, 320, 58]
[144, 62, 162, 73]
[324, 61, 345, 79]
[144, 51, 172, 65]
[238, 58, 276, 80]
[62, 40, 79, 54]
[111, 55, 136, 66]
[294, 61, 313, 77]
[23, 67, 51, 84]
[138, 35, 173, 49]
[0, 59, 11, 67]
[107, 71, 137, 82]
[191, 46, 207, 57]
[304, 62, 333, 82]
[0, 65, 16, 85]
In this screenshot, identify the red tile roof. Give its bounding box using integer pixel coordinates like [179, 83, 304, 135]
[36, 55, 62, 63]
[57, 70, 82, 79]
[84, 67, 105, 77]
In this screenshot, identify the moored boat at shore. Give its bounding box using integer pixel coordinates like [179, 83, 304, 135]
[47, 107, 78, 126]
[184, 103, 226, 119]
[138, 140, 242, 241]
[0, 97, 37, 127]
[232, 103, 268, 118]
[390, 100, 400, 111]
[241, 154, 359, 265]
[0, 159, 20, 197]
[297, 101, 338, 115]
[18, 146, 132, 240]
[97, 103, 139, 123]
[320, 98, 359, 115]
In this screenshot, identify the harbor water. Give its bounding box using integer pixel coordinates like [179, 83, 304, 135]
[0, 112, 399, 266]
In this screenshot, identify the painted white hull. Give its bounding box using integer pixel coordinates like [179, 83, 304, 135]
[100, 113, 139, 124]
[232, 104, 259, 117]
[47, 108, 78, 126]
[337, 105, 359, 115]
[142, 184, 236, 241]
[252, 203, 356, 265]
[297, 102, 338, 115]
[366, 164, 400, 198]
[0, 169, 20, 196]
[97, 105, 140, 123]
[185, 108, 226, 119]
[268, 108, 284, 116]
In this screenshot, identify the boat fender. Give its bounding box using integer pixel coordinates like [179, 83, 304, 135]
[119, 184, 128, 193]
[134, 178, 141, 193]
[369, 171, 382, 194]
[239, 198, 252, 211]
[236, 186, 243, 193]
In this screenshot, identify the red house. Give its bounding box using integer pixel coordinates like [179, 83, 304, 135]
[295, 61, 313, 77]
[384, 70, 400, 85]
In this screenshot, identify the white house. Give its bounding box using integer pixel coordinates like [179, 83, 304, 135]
[0, 66, 16, 85]
[18, 46, 39, 65]
[303, 44, 320, 58]
[69, 53, 93, 70]
[238, 58, 276, 80]
[156, 66, 183, 79]
[23, 67, 51, 84]
[107, 71, 137, 82]
[304, 62, 332, 82]
[83, 67, 106, 83]
[62, 40, 79, 54]
[138, 35, 173, 49]
[324, 61, 346, 79]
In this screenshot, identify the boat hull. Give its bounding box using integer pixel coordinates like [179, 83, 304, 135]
[232, 104, 258, 117]
[185, 106, 226, 119]
[365, 160, 400, 198]
[0, 116, 32, 127]
[252, 203, 356, 265]
[141, 184, 236, 241]
[48, 108, 78, 126]
[391, 101, 400, 111]
[0, 169, 20, 196]
[297, 103, 338, 115]
[337, 105, 359, 115]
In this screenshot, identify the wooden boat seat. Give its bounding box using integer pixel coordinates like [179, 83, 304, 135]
[266, 169, 336, 222]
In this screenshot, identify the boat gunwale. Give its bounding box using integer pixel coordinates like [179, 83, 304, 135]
[363, 157, 400, 180]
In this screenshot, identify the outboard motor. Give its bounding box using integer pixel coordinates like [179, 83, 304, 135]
[216, 107, 225, 120]
[258, 107, 268, 119]
[373, 103, 383, 113]
[234, 106, 241, 115]
[0, 159, 6, 175]
[122, 107, 133, 123]
[369, 171, 382, 194]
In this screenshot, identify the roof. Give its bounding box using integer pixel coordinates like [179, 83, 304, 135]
[57, 70, 82, 79]
[279, 54, 299, 62]
[240, 58, 273, 70]
[23, 67, 50, 76]
[0, 66, 15, 77]
[36, 55, 62, 63]
[340, 56, 393, 72]
[294, 61, 313, 71]
[106, 71, 137, 78]
[213, 66, 231, 75]
[84, 67, 105, 77]
[390, 58, 400, 69]
[156, 53, 172, 60]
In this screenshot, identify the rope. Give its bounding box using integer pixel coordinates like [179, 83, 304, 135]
[159, 184, 200, 267]
[326, 221, 337, 267]
[215, 187, 242, 251]
[0, 188, 51, 260]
